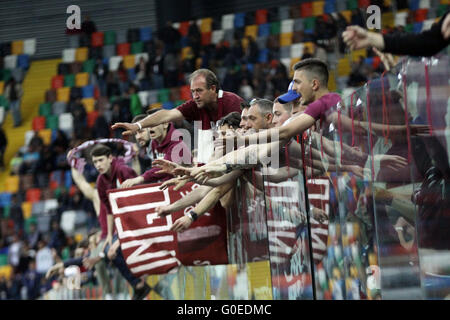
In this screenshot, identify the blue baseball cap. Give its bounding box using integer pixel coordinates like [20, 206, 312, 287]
[277, 81, 301, 104]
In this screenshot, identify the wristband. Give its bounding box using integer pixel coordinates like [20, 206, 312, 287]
[188, 210, 198, 221]
[136, 122, 142, 131]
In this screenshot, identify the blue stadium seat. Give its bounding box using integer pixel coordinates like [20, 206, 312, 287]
[258, 24, 271, 37]
[17, 54, 29, 69]
[162, 101, 174, 110]
[409, 0, 420, 11]
[324, 0, 336, 14]
[0, 193, 12, 208]
[82, 85, 94, 98]
[364, 57, 374, 66]
[413, 22, 423, 33]
[234, 13, 245, 28]
[180, 36, 189, 48]
[64, 170, 72, 189]
[258, 48, 269, 63]
[127, 68, 136, 82]
[140, 27, 152, 42]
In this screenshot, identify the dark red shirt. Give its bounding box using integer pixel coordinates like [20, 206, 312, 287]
[176, 90, 243, 129]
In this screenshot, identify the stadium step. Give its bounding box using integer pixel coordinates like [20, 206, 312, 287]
[0, 58, 60, 192]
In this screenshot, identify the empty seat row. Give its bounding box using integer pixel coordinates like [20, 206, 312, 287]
[0, 38, 36, 57]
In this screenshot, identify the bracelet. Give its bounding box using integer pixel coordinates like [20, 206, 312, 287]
[188, 210, 198, 221]
[136, 122, 142, 130]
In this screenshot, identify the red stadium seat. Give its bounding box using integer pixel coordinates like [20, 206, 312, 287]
[116, 43, 130, 56]
[51, 75, 64, 89]
[358, 0, 371, 8]
[87, 110, 99, 128]
[180, 85, 191, 101]
[32, 116, 46, 131]
[255, 9, 268, 24]
[26, 188, 41, 203]
[300, 2, 313, 18]
[414, 9, 428, 22]
[179, 21, 190, 36]
[201, 32, 212, 46]
[91, 32, 104, 47]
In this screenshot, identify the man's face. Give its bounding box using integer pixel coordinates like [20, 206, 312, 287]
[92, 155, 113, 175]
[239, 108, 250, 131]
[148, 123, 168, 142]
[190, 75, 217, 109]
[247, 104, 271, 131]
[135, 128, 151, 148]
[292, 70, 315, 105]
[272, 102, 292, 127]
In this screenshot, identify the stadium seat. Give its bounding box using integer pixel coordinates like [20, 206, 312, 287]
[258, 48, 269, 63]
[200, 18, 213, 33]
[244, 25, 258, 39]
[140, 27, 152, 42]
[52, 101, 67, 116]
[131, 42, 143, 54]
[409, 0, 420, 11]
[38, 128, 52, 145]
[116, 43, 130, 56]
[91, 32, 104, 47]
[87, 111, 99, 128]
[0, 266, 13, 281]
[66, 34, 80, 48]
[22, 201, 33, 219]
[32, 116, 46, 131]
[56, 87, 70, 103]
[158, 88, 170, 103]
[51, 75, 64, 89]
[75, 47, 88, 62]
[281, 19, 295, 33]
[148, 90, 159, 104]
[290, 43, 304, 58]
[180, 85, 191, 101]
[70, 87, 82, 101]
[278, 6, 290, 20]
[351, 48, 367, 61]
[0, 42, 12, 57]
[104, 30, 116, 45]
[178, 21, 190, 36]
[64, 74, 75, 88]
[127, 28, 140, 43]
[46, 114, 59, 130]
[313, 1, 325, 15]
[222, 14, 235, 30]
[280, 33, 293, 46]
[0, 193, 12, 208]
[280, 46, 291, 59]
[38, 102, 52, 117]
[138, 91, 149, 107]
[304, 17, 316, 32]
[337, 58, 351, 77]
[31, 200, 45, 216]
[169, 87, 180, 101]
[255, 9, 268, 24]
[413, 22, 424, 33]
[75, 72, 89, 87]
[258, 23, 271, 37]
[108, 56, 123, 72]
[4, 55, 17, 69]
[82, 59, 95, 74]
[0, 69, 11, 82]
[17, 54, 29, 69]
[82, 85, 94, 98]
[201, 32, 212, 46]
[162, 101, 174, 110]
[116, 30, 128, 43]
[300, 2, 313, 18]
[415, 8, 428, 22]
[181, 46, 193, 60]
[5, 175, 18, 193]
[0, 81, 3, 95]
[23, 38, 36, 55]
[57, 63, 71, 75]
[270, 22, 281, 35]
[130, 94, 142, 116]
[26, 188, 41, 203]
[234, 13, 245, 28]
[358, 0, 370, 8]
[62, 48, 76, 63]
[123, 54, 136, 69]
[10, 68, 23, 82]
[340, 10, 352, 23]
[395, 11, 409, 26]
[211, 30, 225, 44]
[82, 97, 95, 113]
[324, 0, 336, 14]
[102, 44, 116, 59]
[347, 0, 358, 10]
[11, 40, 24, 55]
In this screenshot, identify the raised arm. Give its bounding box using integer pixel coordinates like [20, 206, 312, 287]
[111, 109, 184, 136]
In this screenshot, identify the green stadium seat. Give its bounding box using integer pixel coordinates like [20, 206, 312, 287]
[158, 88, 170, 103]
[83, 59, 95, 73]
[64, 74, 75, 87]
[347, 0, 358, 11]
[39, 102, 52, 117]
[270, 22, 281, 35]
[46, 114, 59, 130]
[131, 41, 144, 54]
[130, 94, 142, 117]
[104, 31, 116, 45]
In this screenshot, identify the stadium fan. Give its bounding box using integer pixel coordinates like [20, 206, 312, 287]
[89, 143, 151, 300]
[111, 68, 244, 134]
[342, 11, 450, 57]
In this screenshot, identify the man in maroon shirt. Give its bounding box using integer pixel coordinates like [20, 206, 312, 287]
[111, 68, 244, 133]
[91, 143, 151, 300]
